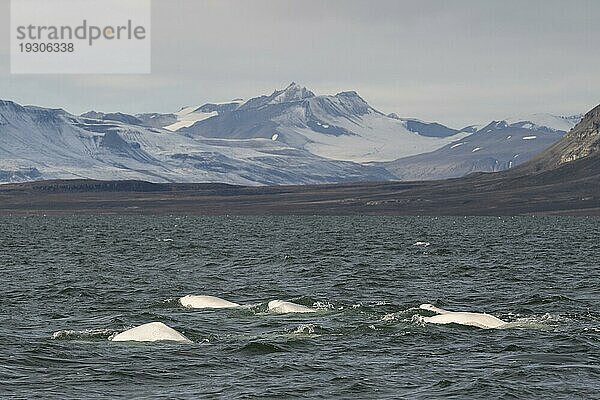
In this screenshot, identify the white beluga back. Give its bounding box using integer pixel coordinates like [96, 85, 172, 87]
[111, 322, 192, 343]
[179, 295, 240, 309]
[268, 300, 317, 314]
[419, 303, 507, 329]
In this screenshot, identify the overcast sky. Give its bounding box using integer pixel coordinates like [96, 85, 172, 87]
[0, 0, 598, 127]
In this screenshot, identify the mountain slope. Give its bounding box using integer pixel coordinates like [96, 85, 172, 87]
[384, 115, 580, 181]
[398, 117, 461, 138]
[180, 83, 467, 162]
[0, 100, 393, 185]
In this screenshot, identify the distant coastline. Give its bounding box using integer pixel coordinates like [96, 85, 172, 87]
[0, 170, 598, 216]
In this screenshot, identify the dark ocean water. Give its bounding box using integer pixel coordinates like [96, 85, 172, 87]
[0, 216, 599, 399]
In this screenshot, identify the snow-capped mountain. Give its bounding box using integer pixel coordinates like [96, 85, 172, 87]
[0, 100, 392, 185]
[0, 84, 583, 185]
[179, 83, 468, 163]
[385, 118, 572, 181]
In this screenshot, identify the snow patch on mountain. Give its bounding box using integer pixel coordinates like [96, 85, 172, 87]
[166, 108, 217, 131]
[165, 100, 243, 132]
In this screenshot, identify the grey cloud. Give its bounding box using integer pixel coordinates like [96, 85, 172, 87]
[0, 0, 598, 127]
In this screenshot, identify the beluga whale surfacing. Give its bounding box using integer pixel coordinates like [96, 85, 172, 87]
[419, 304, 507, 329]
[268, 300, 318, 314]
[110, 322, 192, 343]
[179, 295, 240, 309]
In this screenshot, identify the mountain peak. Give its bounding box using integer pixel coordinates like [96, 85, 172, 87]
[0, 100, 24, 114]
[0, 99, 18, 107]
[269, 82, 315, 104]
[335, 90, 359, 97]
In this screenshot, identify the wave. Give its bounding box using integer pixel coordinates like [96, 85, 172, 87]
[237, 342, 286, 355]
[522, 294, 575, 306]
[381, 307, 422, 323]
[289, 323, 331, 336]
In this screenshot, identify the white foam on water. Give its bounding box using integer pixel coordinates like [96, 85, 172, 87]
[312, 301, 335, 310]
[292, 324, 317, 335]
[52, 328, 115, 340]
[382, 307, 422, 323]
[411, 314, 427, 326]
[413, 241, 431, 247]
[381, 314, 396, 321]
[498, 313, 563, 330]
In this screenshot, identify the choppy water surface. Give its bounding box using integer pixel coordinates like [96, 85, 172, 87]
[0, 216, 599, 399]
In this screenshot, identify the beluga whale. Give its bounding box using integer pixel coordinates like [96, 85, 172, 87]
[419, 304, 507, 329]
[110, 322, 192, 343]
[179, 295, 240, 309]
[268, 300, 318, 314]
